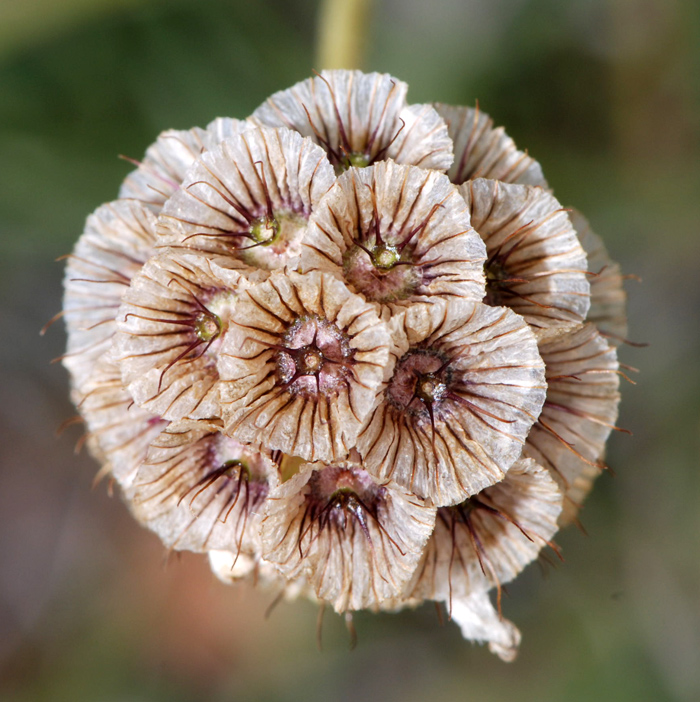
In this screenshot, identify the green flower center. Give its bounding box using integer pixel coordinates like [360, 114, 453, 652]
[250, 217, 280, 245]
[372, 244, 400, 270]
[194, 311, 221, 341]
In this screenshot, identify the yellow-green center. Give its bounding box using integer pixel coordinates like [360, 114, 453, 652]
[250, 218, 280, 245]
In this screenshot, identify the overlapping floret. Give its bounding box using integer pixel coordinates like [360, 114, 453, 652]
[61, 70, 628, 660]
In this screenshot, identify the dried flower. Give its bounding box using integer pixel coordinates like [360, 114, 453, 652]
[59, 69, 630, 659]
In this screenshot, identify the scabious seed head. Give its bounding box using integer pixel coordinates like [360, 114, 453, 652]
[60, 69, 631, 660]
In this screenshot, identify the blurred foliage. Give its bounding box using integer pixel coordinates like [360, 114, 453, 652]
[1, 1, 699, 701]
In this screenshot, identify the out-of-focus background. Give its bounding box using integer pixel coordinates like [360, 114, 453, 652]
[1, 0, 698, 700]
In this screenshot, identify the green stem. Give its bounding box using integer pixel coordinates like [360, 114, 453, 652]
[316, 0, 372, 70]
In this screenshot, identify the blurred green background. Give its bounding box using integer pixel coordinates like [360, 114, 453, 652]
[1, 0, 698, 700]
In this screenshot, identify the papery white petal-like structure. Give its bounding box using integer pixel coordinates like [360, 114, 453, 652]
[301, 161, 487, 309]
[450, 591, 522, 662]
[261, 462, 436, 612]
[62, 199, 157, 392]
[460, 178, 591, 334]
[357, 300, 547, 505]
[157, 127, 335, 271]
[218, 270, 394, 462]
[252, 70, 454, 172]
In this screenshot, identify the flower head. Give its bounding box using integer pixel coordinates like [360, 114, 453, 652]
[60, 69, 630, 659]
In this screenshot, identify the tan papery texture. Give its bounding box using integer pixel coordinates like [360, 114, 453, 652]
[261, 462, 436, 612]
[358, 299, 547, 506]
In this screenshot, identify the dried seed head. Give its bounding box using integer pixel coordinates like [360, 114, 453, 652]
[252, 70, 453, 173]
[128, 421, 277, 554]
[357, 300, 547, 506]
[261, 461, 436, 612]
[301, 161, 487, 310]
[62, 200, 158, 393]
[570, 209, 629, 345]
[119, 118, 247, 210]
[434, 103, 547, 187]
[524, 323, 621, 523]
[460, 178, 590, 335]
[409, 458, 562, 602]
[218, 270, 394, 462]
[115, 250, 248, 422]
[157, 127, 335, 271]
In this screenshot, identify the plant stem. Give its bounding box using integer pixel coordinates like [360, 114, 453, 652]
[316, 0, 372, 70]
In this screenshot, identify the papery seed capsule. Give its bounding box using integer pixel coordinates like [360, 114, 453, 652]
[357, 300, 546, 506]
[115, 250, 248, 422]
[524, 323, 621, 525]
[261, 460, 435, 612]
[460, 178, 590, 337]
[62, 199, 158, 393]
[301, 161, 486, 312]
[157, 127, 335, 272]
[119, 118, 247, 210]
[252, 70, 453, 173]
[218, 270, 394, 462]
[434, 103, 547, 187]
[409, 458, 562, 602]
[128, 421, 277, 555]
